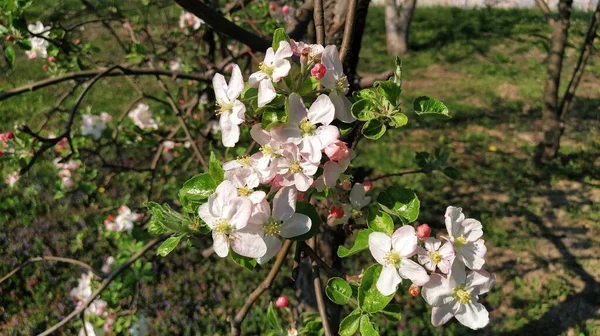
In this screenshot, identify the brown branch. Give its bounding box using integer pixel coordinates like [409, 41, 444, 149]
[314, 0, 325, 46]
[287, 1, 314, 40]
[38, 236, 165, 336]
[358, 70, 394, 89]
[172, 0, 270, 52]
[534, 0, 555, 23]
[339, 0, 358, 63]
[310, 237, 332, 336]
[230, 239, 293, 336]
[0, 67, 209, 102]
[300, 241, 345, 278]
[0, 256, 107, 284]
[370, 169, 426, 181]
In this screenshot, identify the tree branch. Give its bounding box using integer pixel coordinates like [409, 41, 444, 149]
[339, 0, 358, 63]
[534, 0, 555, 23]
[314, 0, 325, 46]
[0, 256, 107, 284]
[310, 237, 332, 336]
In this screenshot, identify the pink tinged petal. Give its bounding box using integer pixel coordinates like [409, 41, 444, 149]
[273, 186, 297, 222]
[449, 259, 467, 286]
[212, 73, 229, 103]
[274, 41, 293, 59]
[222, 160, 242, 170]
[445, 206, 465, 238]
[231, 100, 246, 124]
[398, 258, 430, 286]
[462, 218, 483, 242]
[256, 235, 283, 264]
[421, 273, 453, 306]
[224, 197, 252, 229]
[221, 122, 240, 148]
[248, 190, 266, 204]
[294, 173, 313, 192]
[299, 136, 322, 163]
[315, 125, 340, 149]
[376, 265, 402, 296]
[466, 269, 495, 296]
[212, 232, 230, 257]
[249, 71, 268, 87]
[257, 79, 276, 107]
[214, 180, 237, 210]
[231, 230, 267, 258]
[323, 161, 345, 187]
[330, 92, 355, 123]
[300, 158, 319, 175]
[271, 125, 302, 144]
[424, 238, 442, 252]
[416, 246, 436, 272]
[307, 94, 335, 125]
[250, 124, 271, 145]
[454, 302, 489, 330]
[263, 47, 275, 64]
[280, 213, 311, 238]
[198, 203, 217, 228]
[272, 59, 291, 82]
[368, 232, 392, 265]
[350, 183, 371, 209]
[287, 93, 308, 124]
[227, 64, 244, 99]
[248, 199, 271, 225]
[456, 240, 487, 270]
[431, 303, 459, 327]
[391, 225, 418, 257]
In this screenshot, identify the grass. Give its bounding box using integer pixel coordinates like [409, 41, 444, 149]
[2, 3, 600, 336]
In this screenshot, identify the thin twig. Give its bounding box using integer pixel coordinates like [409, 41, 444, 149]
[300, 241, 345, 278]
[310, 237, 332, 336]
[0, 256, 107, 284]
[369, 169, 426, 182]
[339, 0, 358, 63]
[534, 0, 555, 23]
[230, 240, 293, 336]
[38, 236, 165, 336]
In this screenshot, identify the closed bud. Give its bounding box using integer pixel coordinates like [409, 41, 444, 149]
[311, 63, 327, 79]
[363, 180, 373, 191]
[269, 2, 277, 11]
[275, 295, 289, 308]
[42, 64, 49, 71]
[416, 223, 431, 240]
[0, 132, 14, 141]
[409, 284, 420, 297]
[48, 56, 55, 63]
[282, 5, 290, 15]
[330, 205, 345, 219]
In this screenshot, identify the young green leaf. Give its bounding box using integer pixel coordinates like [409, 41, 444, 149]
[5, 46, 15, 65]
[209, 152, 224, 184]
[261, 108, 287, 130]
[376, 187, 420, 223]
[157, 235, 183, 257]
[443, 166, 460, 179]
[272, 28, 291, 51]
[367, 209, 394, 236]
[377, 80, 401, 107]
[266, 302, 283, 332]
[325, 277, 353, 305]
[339, 309, 362, 336]
[361, 119, 386, 140]
[178, 173, 216, 211]
[351, 98, 377, 121]
[381, 303, 403, 321]
[413, 96, 450, 117]
[389, 113, 408, 128]
[358, 264, 395, 313]
[230, 250, 258, 271]
[359, 315, 378, 336]
[337, 229, 374, 258]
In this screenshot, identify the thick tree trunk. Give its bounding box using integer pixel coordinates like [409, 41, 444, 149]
[385, 0, 417, 55]
[534, 0, 573, 164]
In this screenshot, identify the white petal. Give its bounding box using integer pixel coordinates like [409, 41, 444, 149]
[376, 265, 402, 296]
[391, 225, 418, 257]
[280, 213, 311, 238]
[299, 136, 322, 163]
[199, 203, 217, 227]
[449, 259, 467, 287]
[212, 232, 230, 257]
[287, 93, 308, 124]
[445, 206, 465, 238]
[263, 47, 275, 64]
[307, 94, 335, 125]
[431, 303, 459, 327]
[398, 258, 430, 286]
[227, 64, 244, 99]
[272, 59, 291, 82]
[248, 199, 271, 225]
[230, 100, 246, 124]
[424, 238, 442, 252]
[221, 121, 240, 148]
[454, 302, 489, 330]
[250, 124, 271, 145]
[273, 186, 297, 221]
[421, 273, 453, 306]
[456, 239, 487, 270]
[368, 232, 392, 265]
[462, 218, 483, 242]
[249, 71, 268, 87]
[256, 235, 282, 264]
[323, 161, 345, 187]
[224, 197, 252, 229]
[271, 125, 302, 144]
[274, 41, 293, 59]
[294, 173, 312, 192]
[330, 92, 356, 123]
[212, 73, 229, 103]
[258, 80, 277, 107]
[231, 230, 267, 258]
[314, 125, 340, 149]
[466, 269, 495, 296]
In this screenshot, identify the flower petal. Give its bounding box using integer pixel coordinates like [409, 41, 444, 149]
[421, 273, 453, 306]
[376, 264, 402, 296]
[257, 79, 276, 107]
[391, 225, 418, 257]
[431, 303, 459, 327]
[456, 239, 487, 270]
[466, 269, 495, 296]
[307, 94, 335, 125]
[231, 230, 267, 258]
[212, 232, 230, 257]
[398, 258, 430, 286]
[273, 186, 297, 221]
[227, 64, 244, 99]
[224, 197, 252, 229]
[287, 93, 308, 124]
[368, 232, 392, 265]
[454, 302, 489, 330]
[212, 73, 228, 103]
[280, 213, 311, 238]
[445, 206, 465, 238]
[256, 235, 282, 264]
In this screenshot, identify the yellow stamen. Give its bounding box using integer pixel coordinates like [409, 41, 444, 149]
[299, 118, 316, 136]
[238, 187, 252, 197]
[384, 251, 401, 267]
[454, 235, 468, 247]
[453, 287, 471, 304]
[264, 218, 282, 236]
[214, 220, 233, 235]
[289, 160, 302, 174]
[259, 62, 275, 77]
[237, 156, 252, 167]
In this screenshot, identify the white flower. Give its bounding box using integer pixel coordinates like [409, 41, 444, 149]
[87, 298, 107, 316]
[101, 256, 115, 274]
[422, 260, 495, 330]
[251, 187, 311, 264]
[129, 315, 150, 336]
[332, 183, 370, 225]
[5, 171, 19, 187]
[213, 64, 246, 147]
[271, 93, 338, 164]
[169, 58, 182, 71]
[249, 41, 293, 107]
[81, 113, 111, 139]
[179, 11, 203, 31]
[273, 143, 318, 192]
[321, 45, 355, 123]
[417, 237, 455, 274]
[444, 206, 487, 270]
[70, 272, 93, 302]
[368, 226, 430, 296]
[107, 205, 142, 232]
[128, 103, 158, 130]
[223, 154, 273, 188]
[26, 21, 50, 59]
[198, 180, 267, 258]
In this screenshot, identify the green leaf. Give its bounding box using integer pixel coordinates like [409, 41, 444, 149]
[292, 202, 321, 241]
[358, 264, 395, 313]
[326, 277, 353, 305]
[367, 209, 394, 236]
[339, 309, 362, 336]
[389, 113, 408, 128]
[359, 315, 378, 336]
[0, 25, 8, 35]
[145, 201, 189, 234]
[16, 39, 31, 50]
[381, 303, 403, 321]
[261, 108, 287, 130]
[133, 43, 146, 54]
[266, 302, 283, 332]
[272, 28, 290, 51]
[377, 187, 420, 223]
[178, 173, 216, 212]
[209, 152, 224, 184]
[5, 45, 15, 65]
[230, 250, 257, 271]
[300, 320, 323, 334]
[413, 96, 450, 117]
[377, 80, 401, 106]
[157, 235, 183, 257]
[393, 56, 402, 88]
[337, 229, 373, 258]
[362, 119, 386, 140]
[351, 98, 377, 121]
[443, 166, 460, 179]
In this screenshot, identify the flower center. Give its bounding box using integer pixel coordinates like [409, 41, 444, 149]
[289, 160, 302, 174]
[264, 218, 282, 236]
[261, 144, 275, 156]
[351, 208, 363, 219]
[453, 286, 471, 304]
[336, 76, 349, 92]
[238, 186, 252, 197]
[384, 251, 402, 267]
[454, 235, 467, 247]
[430, 251, 442, 264]
[237, 155, 252, 167]
[214, 219, 233, 235]
[299, 118, 316, 136]
[259, 62, 275, 77]
[216, 100, 233, 115]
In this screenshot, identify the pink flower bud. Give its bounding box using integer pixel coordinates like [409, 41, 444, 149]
[0, 132, 14, 141]
[269, 2, 277, 10]
[282, 5, 290, 15]
[6, 35, 14, 42]
[61, 177, 74, 190]
[416, 223, 431, 240]
[310, 63, 327, 79]
[75, 38, 81, 44]
[48, 56, 55, 63]
[42, 64, 49, 71]
[409, 284, 420, 297]
[275, 295, 289, 308]
[363, 180, 373, 191]
[330, 205, 345, 219]
[324, 140, 349, 161]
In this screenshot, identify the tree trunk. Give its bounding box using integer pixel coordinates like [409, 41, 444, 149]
[534, 0, 573, 164]
[385, 0, 417, 55]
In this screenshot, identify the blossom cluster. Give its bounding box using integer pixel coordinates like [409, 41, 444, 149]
[69, 271, 109, 319]
[26, 21, 50, 59]
[368, 207, 494, 330]
[179, 11, 203, 33]
[104, 205, 142, 232]
[53, 158, 80, 190]
[81, 112, 112, 140]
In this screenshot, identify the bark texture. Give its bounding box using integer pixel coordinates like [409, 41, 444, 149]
[385, 0, 417, 55]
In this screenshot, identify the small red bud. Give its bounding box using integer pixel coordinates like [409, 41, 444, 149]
[409, 284, 420, 297]
[416, 223, 431, 240]
[363, 180, 373, 191]
[282, 5, 290, 15]
[6, 34, 14, 42]
[269, 2, 277, 11]
[275, 295, 289, 308]
[48, 56, 55, 63]
[310, 63, 327, 79]
[0, 132, 14, 141]
[75, 38, 81, 44]
[330, 205, 345, 219]
[42, 64, 49, 71]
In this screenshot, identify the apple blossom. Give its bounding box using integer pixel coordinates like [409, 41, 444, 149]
[311, 63, 327, 79]
[26, 21, 50, 59]
[368, 226, 430, 295]
[179, 11, 203, 31]
[81, 112, 111, 139]
[422, 260, 495, 330]
[323, 140, 349, 162]
[416, 223, 432, 239]
[169, 58, 182, 71]
[5, 172, 19, 187]
[320, 45, 355, 123]
[273, 143, 318, 192]
[223, 154, 273, 188]
[128, 103, 158, 130]
[417, 237, 454, 274]
[213, 64, 246, 147]
[290, 40, 324, 61]
[101, 256, 116, 274]
[248, 41, 293, 107]
[275, 295, 289, 308]
[444, 206, 487, 270]
[199, 180, 267, 258]
[0, 132, 14, 141]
